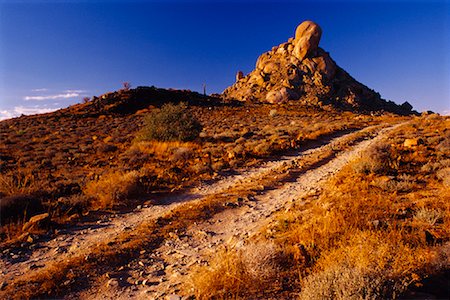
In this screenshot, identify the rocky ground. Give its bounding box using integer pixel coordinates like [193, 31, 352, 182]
[0, 121, 408, 299]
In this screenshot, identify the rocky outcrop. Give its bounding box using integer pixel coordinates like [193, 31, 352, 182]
[223, 20, 414, 115]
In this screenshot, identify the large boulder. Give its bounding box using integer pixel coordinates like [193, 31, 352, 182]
[293, 21, 322, 61]
[266, 87, 296, 104]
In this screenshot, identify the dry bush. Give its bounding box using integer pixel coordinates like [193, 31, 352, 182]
[413, 208, 444, 226]
[0, 169, 41, 197]
[352, 142, 395, 175]
[188, 242, 284, 298]
[299, 232, 443, 300]
[83, 170, 142, 208]
[373, 175, 415, 193]
[138, 102, 202, 142]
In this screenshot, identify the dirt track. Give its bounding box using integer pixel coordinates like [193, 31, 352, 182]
[0, 122, 408, 299]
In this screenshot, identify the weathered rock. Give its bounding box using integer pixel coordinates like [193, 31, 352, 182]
[222, 20, 414, 114]
[236, 71, 244, 82]
[22, 213, 50, 231]
[404, 138, 423, 148]
[266, 87, 293, 104]
[293, 21, 322, 61]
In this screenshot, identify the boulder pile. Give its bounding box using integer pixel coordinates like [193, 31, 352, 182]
[223, 21, 413, 114]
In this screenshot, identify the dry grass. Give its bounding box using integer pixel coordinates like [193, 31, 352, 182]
[188, 242, 286, 299]
[299, 230, 447, 300]
[254, 115, 450, 299]
[0, 167, 41, 197]
[0, 121, 383, 299]
[83, 170, 142, 208]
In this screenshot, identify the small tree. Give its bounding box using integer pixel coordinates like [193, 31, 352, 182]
[122, 82, 131, 91]
[139, 102, 202, 142]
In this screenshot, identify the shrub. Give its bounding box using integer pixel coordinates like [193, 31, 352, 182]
[188, 242, 284, 298]
[299, 232, 441, 300]
[352, 142, 394, 175]
[413, 208, 444, 226]
[138, 102, 202, 142]
[84, 171, 142, 208]
[0, 194, 44, 225]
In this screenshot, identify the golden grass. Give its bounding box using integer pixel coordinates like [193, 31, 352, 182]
[131, 140, 198, 159]
[83, 170, 141, 209]
[188, 242, 288, 299]
[265, 115, 450, 298]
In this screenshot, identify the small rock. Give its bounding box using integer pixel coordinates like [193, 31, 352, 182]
[106, 278, 120, 287]
[0, 281, 7, 290]
[269, 109, 278, 117]
[236, 71, 244, 82]
[22, 213, 50, 231]
[167, 294, 181, 300]
[404, 138, 423, 148]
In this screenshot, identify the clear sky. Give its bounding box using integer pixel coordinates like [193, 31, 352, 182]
[0, 0, 449, 119]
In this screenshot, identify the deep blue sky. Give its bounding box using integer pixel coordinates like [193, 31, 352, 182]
[0, 0, 449, 119]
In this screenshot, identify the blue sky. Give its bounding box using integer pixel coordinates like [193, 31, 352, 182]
[0, 0, 449, 119]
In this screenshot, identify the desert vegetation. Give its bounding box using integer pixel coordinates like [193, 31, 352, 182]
[188, 114, 450, 298]
[2, 87, 447, 300]
[0, 87, 404, 243]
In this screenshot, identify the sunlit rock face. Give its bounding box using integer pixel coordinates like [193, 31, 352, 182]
[223, 20, 413, 114]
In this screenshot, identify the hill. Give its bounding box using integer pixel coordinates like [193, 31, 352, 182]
[223, 21, 415, 115]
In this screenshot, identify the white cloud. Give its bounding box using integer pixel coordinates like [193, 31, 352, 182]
[24, 92, 80, 101]
[0, 105, 61, 121]
[31, 88, 48, 92]
[442, 110, 450, 116]
[64, 89, 86, 93]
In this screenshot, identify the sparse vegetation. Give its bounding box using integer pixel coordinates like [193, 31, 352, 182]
[84, 170, 142, 208]
[4, 86, 447, 299]
[189, 242, 287, 299]
[138, 102, 203, 142]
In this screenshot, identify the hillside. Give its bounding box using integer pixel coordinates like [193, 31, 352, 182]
[0, 21, 448, 300]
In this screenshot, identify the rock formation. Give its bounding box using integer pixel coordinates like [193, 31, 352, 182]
[223, 20, 413, 114]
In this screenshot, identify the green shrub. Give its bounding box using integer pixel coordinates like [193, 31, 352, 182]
[139, 102, 202, 142]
